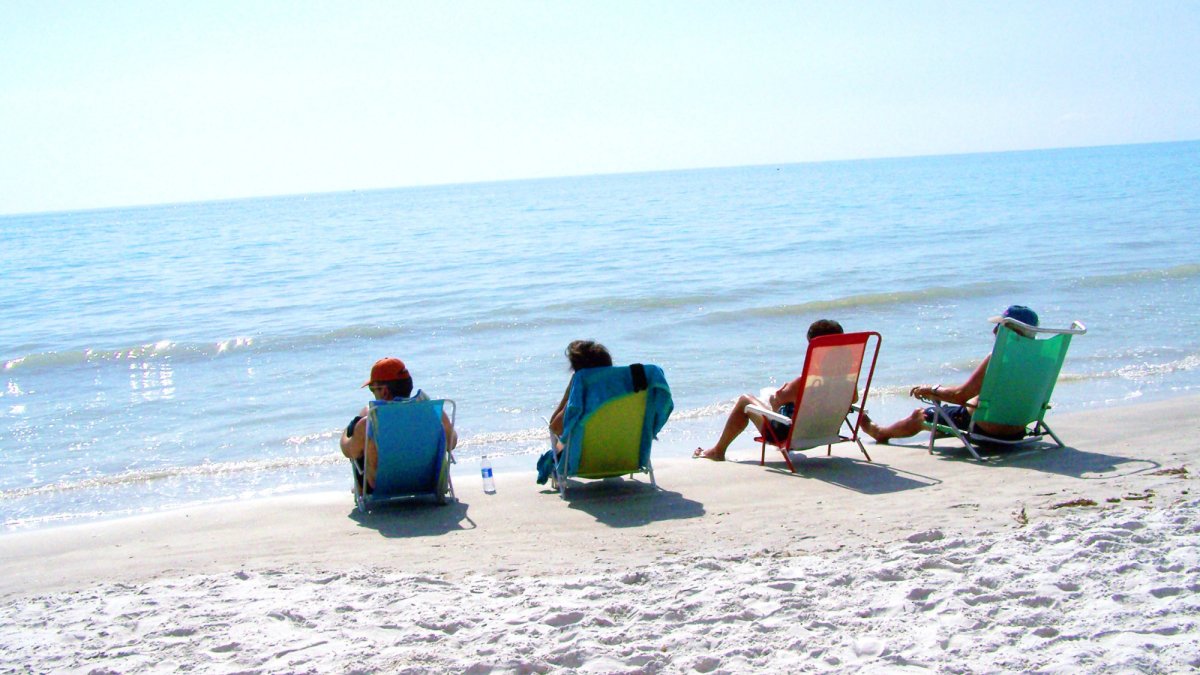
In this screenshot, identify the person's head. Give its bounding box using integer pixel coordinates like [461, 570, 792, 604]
[989, 305, 1039, 337]
[806, 319, 844, 342]
[362, 357, 414, 400]
[565, 340, 613, 372]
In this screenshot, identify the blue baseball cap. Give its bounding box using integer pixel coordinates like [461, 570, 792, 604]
[989, 305, 1039, 327]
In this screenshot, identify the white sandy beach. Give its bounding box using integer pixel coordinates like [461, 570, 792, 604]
[2, 396, 1198, 673]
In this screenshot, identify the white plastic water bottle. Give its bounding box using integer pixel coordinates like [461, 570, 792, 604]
[481, 456, 496, 494]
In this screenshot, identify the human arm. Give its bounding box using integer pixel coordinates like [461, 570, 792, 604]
[909, 356, 990, 406]
[339, 405, 370, 459]
[548, 380, 572, 438]
[769, 378, 801, 409]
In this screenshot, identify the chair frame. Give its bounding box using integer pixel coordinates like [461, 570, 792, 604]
[749, 331, 882, 472]
[920, 319, 1086, 461]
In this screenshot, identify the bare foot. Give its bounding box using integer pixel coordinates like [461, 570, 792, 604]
[692, 447, 726, 461]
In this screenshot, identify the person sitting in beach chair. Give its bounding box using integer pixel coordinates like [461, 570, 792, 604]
[548, 340, 614, 441]
[538, 340, 673, 495]
[537, 340, 612, 485]
[340, 357, 458, 495]
[861, 305, 1085, 457]
[692, 319, 859, 462]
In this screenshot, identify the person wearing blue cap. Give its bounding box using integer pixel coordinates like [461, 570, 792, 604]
[861, 306, 1039, 444]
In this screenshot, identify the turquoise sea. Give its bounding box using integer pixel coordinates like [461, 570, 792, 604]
[2, 141, 1199, 530]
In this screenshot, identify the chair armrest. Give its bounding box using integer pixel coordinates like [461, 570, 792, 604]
[746, 404, 791, 425]
[997, 318, 1087, 336]
[915, 395, 976, 414]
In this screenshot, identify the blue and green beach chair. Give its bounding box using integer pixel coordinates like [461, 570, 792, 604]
[353, 398, 456, 512]
[921, 318, 1086, 460]
[551, 364, 673, 498]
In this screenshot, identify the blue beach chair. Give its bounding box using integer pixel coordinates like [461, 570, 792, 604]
[551, 364, 673, 498]
[353, 398, 456, 512]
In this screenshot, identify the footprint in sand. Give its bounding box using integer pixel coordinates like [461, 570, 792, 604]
[907, 529, 945, 543]
[853, 637, 887, 658]
[544, 610, 586, 627]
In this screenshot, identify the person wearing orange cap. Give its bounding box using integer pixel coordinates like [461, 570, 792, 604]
[861, 305, 1039, 444]
[340, 357, 458, 491]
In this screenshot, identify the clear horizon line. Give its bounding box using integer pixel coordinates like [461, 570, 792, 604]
[3, 137, 1195, 219]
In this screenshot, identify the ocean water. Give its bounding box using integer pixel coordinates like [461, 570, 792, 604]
[2, 141, 1199, 529]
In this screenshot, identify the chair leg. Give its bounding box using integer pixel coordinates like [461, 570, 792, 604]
[928, 409, 984, 461]
[961, 437, 984, 461]
[436, 452, 454, 505]
[855, 438, 872, 462]
[351, 459, 369, 513]
[1041, 421, 1065, 448]
[780, 447, 797, 473]
[946, 427, 984, 461]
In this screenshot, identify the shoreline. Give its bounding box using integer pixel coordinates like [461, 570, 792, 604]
[4, 391, 1195, 590]
[4, 393, 1196, 594]
[0, 386, 1178, 534]
[3, 394, 1198, 671]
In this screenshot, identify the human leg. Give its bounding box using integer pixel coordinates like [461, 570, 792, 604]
[693, 394, 769, 461]
[860, 408, 926, 444]
[862, 404, 972, 444]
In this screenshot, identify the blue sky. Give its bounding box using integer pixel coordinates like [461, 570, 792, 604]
[2, 1, 1198, 215]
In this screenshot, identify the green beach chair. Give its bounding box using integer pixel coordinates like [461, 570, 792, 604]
[354, 397, 456, 512]
[552, 364, 673, 498]
[921, 318, 1086, 460]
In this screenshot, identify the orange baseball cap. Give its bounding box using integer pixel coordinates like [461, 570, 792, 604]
[362, 357, 410, 386]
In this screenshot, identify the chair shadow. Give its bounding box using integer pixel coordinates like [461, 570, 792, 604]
[738, 455, 941, 495]
[553, 478, 707, 528]
[348, 498, 477, 538]
[886, 439, 1161, 479]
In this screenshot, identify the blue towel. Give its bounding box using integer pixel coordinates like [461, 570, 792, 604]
[558, 364, 673, 476]
[536, 449, 556, 485]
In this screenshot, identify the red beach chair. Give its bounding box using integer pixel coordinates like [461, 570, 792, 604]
[747, 331, 881, 472]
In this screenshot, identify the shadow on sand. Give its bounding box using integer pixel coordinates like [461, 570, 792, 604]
[349, 498, 477, 538]
[886, 438, 1161, 479]
[993, 444, 1160, 479]
[740, 454, 941, 495]
[545, 477, 706, 528]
